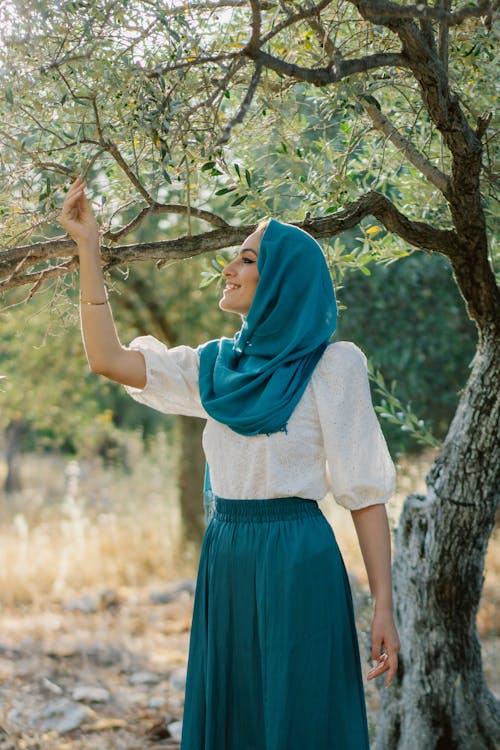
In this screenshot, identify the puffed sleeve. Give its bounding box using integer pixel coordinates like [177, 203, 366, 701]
[123, 335, 207, 419]
[312, 342, 396, 510]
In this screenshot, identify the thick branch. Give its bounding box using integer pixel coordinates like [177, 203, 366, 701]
[3, 193, 497, 327]
[307, 191, 458, 254]
[350, 0, 489, 254]
[248, 0, 262, 51]
[142, 0, 276, 13]
[437, 0, 451, 69]
[0, 192, 456, 292]
[358, 94, 450, 195]
[0, 257, 80, 292]
[348, 0, 495, 26]
[245, 48, 407, 84]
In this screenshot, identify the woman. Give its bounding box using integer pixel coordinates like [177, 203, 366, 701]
[60, 177, 400, 750]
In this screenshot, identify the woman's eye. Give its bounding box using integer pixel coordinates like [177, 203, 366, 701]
[242, 257, 255, 264]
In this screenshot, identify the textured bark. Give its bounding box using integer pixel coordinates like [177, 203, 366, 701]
[375, 329, 500, 750]
[177, 415, 206, 545]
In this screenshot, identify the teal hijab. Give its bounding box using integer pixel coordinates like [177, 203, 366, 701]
[198, 218, 337, 436]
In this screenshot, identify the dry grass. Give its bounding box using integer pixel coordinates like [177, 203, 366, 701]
[0, 442, 498, 629]
[0, 433, 193, 609]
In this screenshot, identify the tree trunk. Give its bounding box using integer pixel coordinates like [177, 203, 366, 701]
[4, 419, 28, 494]
[177, 415, 206, 545]
[375, 327, 500, 750]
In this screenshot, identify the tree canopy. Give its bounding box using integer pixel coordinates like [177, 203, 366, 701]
[0, 0, 498, 315]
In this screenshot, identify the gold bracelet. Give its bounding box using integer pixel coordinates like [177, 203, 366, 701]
[80, 297, 108, 305]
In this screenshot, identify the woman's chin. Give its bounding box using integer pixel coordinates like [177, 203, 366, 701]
[219, 297, 246, 316]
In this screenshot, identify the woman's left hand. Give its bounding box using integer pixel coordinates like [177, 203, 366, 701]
[367, 607, 400, 687]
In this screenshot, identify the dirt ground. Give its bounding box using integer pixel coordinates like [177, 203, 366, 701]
[0, 577, 498, 750]
[0, 583, 194, 750]
[0, 449, 498, 749]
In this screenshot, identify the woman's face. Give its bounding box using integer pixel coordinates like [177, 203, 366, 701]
[219, 228, 262, 316]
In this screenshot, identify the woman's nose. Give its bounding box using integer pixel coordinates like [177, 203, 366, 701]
[223, 259, 237, 276]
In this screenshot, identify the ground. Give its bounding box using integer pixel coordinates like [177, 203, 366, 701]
[0, 446, 498, 749]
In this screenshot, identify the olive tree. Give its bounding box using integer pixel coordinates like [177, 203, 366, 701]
[0, 1, 498, 747]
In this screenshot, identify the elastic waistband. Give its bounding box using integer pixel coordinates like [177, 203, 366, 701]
[214, 497, 321, 523]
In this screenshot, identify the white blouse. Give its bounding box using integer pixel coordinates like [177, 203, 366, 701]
[124, 336, 396, 510]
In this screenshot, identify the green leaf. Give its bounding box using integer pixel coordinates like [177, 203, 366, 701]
[199, 272, 218, 289]
[202, 161, 216, 171]
[5, 87, 14, 104]
[215, 186, 237, 195]
[245, 169, 252, 187]
[231, 194, 248, 206]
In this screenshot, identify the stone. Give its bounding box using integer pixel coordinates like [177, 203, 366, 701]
[168, 667, 187, 693]
[0, 643, 22, 659]
[41, 677, 63, 695]
[150, 591, 176, 605]
[72, 685, 111, 703]
[38, 698, 91, 734]
[64, 594, 99, 614]
[167, 719, 183, 741]
[128, 671, 162, 686]
[147, 696, 166, 709]
[150, 579, 195, 604]
[64, 589, 119, 613]
[84, 644, 123, 666]
[173, 579, 195, 596]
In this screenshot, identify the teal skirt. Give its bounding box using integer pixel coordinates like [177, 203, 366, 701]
[180, 498, 370, 750]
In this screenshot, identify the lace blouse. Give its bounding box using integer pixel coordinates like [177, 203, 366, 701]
[124, 336, 396, 510]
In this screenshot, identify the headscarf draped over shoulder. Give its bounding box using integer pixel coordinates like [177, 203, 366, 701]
[198, 218, 337, 436]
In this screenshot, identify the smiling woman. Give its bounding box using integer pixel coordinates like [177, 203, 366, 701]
[219, 228, 262, 316]
[59, 183, 399, 750]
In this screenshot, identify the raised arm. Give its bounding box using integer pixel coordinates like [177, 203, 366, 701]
[59, 178, 146, 389]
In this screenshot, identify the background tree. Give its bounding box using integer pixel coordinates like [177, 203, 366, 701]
[0, 1, 498, 748]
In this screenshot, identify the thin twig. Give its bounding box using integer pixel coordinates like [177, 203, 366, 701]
[216, 61, 264, 146]
[358, 94, 450, 194]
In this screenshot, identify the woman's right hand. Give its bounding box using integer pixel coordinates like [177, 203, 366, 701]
[59, 176, 99, 247]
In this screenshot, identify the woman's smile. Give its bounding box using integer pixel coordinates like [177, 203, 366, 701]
[219, 227, 263, 316]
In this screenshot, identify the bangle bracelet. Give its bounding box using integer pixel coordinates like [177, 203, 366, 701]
[80, 297, 108, 305]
